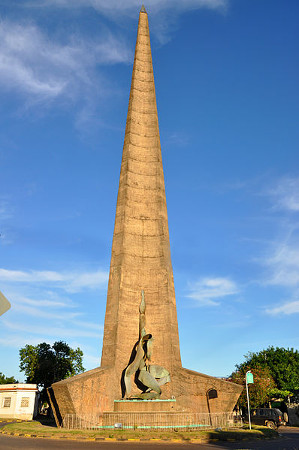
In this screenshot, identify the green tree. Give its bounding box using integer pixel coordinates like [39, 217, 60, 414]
[0, 372, 18, 384]
[236, 347, 299, 392]
[268, 388, 293, 401]
[19, 341, 84, 390]
[231, 364, 276, 409]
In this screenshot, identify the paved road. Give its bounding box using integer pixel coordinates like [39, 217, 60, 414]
[0, 426, 298, 449]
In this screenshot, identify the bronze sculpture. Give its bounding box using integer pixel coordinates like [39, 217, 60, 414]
[124, 291, 171, 399]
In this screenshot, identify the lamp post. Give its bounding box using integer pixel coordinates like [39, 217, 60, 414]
[245, 370, 254, 430]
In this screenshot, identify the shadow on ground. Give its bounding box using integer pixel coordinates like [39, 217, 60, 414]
[34, 414, 57, 428]
[201, 426, 278, 443]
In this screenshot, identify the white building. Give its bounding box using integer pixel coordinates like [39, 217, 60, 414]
[0, 384, 38, 420]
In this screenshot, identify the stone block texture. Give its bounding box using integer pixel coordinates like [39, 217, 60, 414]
[50, 9, 242, 426]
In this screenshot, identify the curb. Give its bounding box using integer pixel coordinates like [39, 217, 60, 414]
[0, 430, 197, 443]
[0, 428, 215, 443]
[0, 420, 23, 423]
[0, 427, 279, 444]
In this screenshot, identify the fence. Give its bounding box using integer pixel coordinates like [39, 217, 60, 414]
[62, 412, 242, 430]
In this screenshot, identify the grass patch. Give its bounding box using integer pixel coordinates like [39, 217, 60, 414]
[1, 421, 279, 442]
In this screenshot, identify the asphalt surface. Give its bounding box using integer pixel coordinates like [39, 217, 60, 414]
[0, 425, 298, 449]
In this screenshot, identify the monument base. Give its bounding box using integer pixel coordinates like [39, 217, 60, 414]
[48, 366, 242, 427]
[102, 410, 237, 430]
[114, 399, 176, 412]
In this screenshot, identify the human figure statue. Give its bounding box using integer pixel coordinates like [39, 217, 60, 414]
[124, 290, 171, 399]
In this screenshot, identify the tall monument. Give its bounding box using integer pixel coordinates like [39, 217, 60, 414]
[49, 7, 242, 425]
[101, 4, 181, 381]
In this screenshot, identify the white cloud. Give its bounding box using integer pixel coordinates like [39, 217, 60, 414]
[12, 304, 81, 321]
[267, 177, 299, 212]
[0, 335, 47, 349]
[2, 318, 102, 339]
[186, 277, 239, 306]
[257, 177, 299, 296]
[0, 19, 132, 103]
[0, 267, 105, 353]
[0, 267, 108, 293]
[9, 294, 76, 309]
[258, 225, 299, 317]
[265, 300, 299, 316]
[64, 270, 108, 293]
[0, 0, 227, 109]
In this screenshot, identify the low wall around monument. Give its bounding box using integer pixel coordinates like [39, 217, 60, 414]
[48, 367, 114, 427]
[62, 411, 243, 430]
[49, 366, 243, 428]
[171, 368, 243, 414]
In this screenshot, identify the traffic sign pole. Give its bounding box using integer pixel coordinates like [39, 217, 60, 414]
[245, 370, 253, 430]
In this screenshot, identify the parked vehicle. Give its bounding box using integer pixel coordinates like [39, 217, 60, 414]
[243, 408, 286, 429]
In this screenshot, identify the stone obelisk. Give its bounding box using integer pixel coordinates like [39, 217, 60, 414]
[49, 7, 242, 425]
[101, 5, 181, 379]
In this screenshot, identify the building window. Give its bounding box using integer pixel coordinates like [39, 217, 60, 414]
[3, 397, 11, 408]
[21, 397, 30, 408]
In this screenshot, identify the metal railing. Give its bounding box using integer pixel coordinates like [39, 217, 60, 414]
[62, 412, 242, 430]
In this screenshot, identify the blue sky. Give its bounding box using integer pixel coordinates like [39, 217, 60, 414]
[0, 0, 298, 382]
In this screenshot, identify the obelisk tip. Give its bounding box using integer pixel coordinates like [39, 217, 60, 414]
[140, 4, 147, 13]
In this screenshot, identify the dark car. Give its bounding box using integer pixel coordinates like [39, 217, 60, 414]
[244, 408, 285, 429]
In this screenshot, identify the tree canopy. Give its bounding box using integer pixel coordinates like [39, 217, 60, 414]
[231, 346, 299, 410]
[0, 372, 18, 384]
[235, 346, 299, 392]
[19, 341, 85, 390]
[231, 364, 276, 409]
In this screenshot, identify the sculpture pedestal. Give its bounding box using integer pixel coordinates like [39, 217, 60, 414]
[103, 399, 178, 428]
[102, 399, 235, 429]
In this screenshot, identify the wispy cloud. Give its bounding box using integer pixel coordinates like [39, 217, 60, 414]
[0, 266, 106, 357]
[25, 0, 228, 14]
[12, 304, 81, 321]
[267, 177, 299, 212]
[0, 0, 228, 111]
[20, 0, 228, 44]
[0, 335, 47, 349]
[164, 131, 190, 148]
[0, 199, 14, 245]
[265, 300, 299, 316]
[256, 176, 299, 316]
[0, 229, 14, 246]
[260, 236, 299, 316]
[259, 177, 299, 287]
[0, 198, 13, 221]
[0, 18, 132, 105]
[186, 277, 239, 306]
[9, 293, 76, 309]
[264, 242, 299, 287]
[2, 319, 101, 339]
[0, 268, 108, 293]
